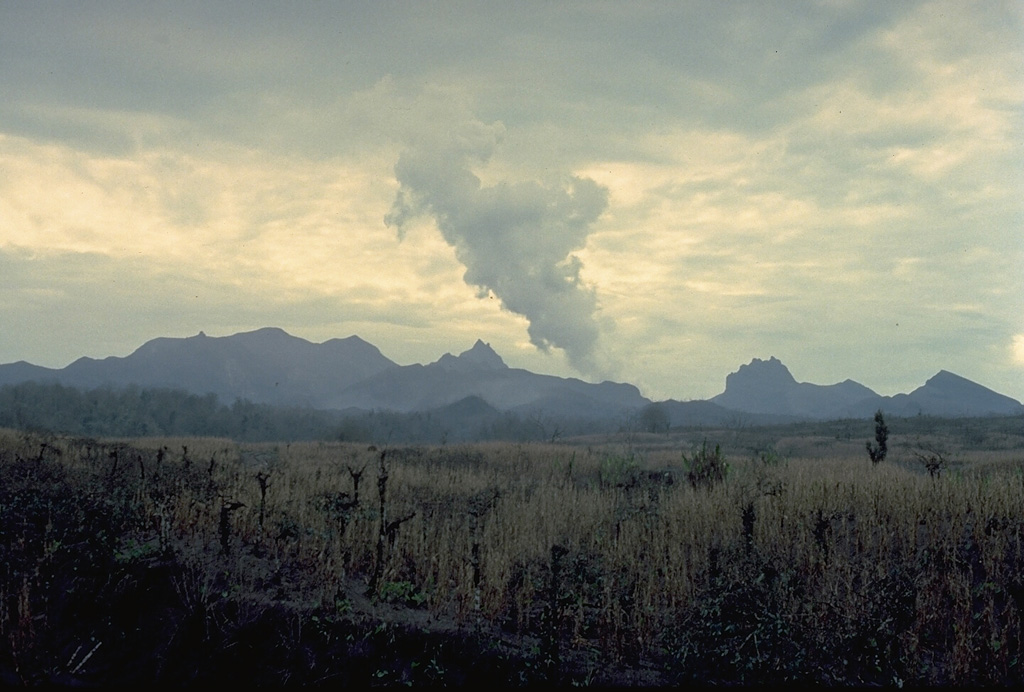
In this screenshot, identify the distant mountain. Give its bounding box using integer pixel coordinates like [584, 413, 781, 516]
[0, 330, 648, 421]
[711, 357, 1023, 419]
[879, 370, 1024, 418]
[1, 332, 1020, 426]
[710, 357, 879, 419]
[325, 340, 648, 419]
[0, 328, 398, 408]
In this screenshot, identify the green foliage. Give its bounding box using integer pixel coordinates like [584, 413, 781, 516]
[598, 452, 641, 488]
[667, 549, 807, 684]
[667, 546, 919, 686]
[754, 444, 785, 468]
[682, 440, 729, 490]
[114, 537, 163, 565]
[376, 580, 428, 607]
[866, 409, 888, 464]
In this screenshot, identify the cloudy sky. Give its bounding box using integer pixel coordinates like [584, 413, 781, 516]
[1, 1, 1022, 403]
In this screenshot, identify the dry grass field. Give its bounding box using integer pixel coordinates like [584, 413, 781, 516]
[2, 415, 1023, 685]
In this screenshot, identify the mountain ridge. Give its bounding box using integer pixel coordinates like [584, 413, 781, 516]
[711, 356, 1023, 419]
[0, 330, 1021, 423]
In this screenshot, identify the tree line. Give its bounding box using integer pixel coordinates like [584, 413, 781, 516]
[0, 381, 606, 443]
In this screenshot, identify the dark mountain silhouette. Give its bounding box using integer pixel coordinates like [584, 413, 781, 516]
[435, 394, 502, 419]
[0, 360, 52, 385]
[0, 328, 398, 408]
[325, 339, 648, 419]
[879, 370, 1024, 418]
[710, 357, 880, 419]
[0, 330, 647, 421]
[433, 339, 508, 371]
[1, 331, 1021, 426]
[711, 357, 1023, 419]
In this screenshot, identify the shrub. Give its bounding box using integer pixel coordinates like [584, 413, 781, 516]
[913, 448, 949, 479]
[598, 452, 640, 488]
[682, 440, 728, 490]
[866, 410, 888, 464]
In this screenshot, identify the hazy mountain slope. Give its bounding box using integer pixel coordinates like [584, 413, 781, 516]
[710, 357, 1023, 419]
[329, 340, 649, 419]
[0, 361, 58, 387]
[710, 357, 882, 419]
[2, 331, 1021, 423]
[879, 370, 1024, 417]
[0, 328, 398, 407]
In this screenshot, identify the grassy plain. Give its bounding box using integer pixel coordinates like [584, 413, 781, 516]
[1, 415, 1023, 685]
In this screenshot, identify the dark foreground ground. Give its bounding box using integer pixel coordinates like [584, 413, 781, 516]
[3, 416, 1023, 686]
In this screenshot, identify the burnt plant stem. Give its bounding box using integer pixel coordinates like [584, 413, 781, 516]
[469, 512, 482, 618]
[742, 501, 756, 555]
[542, 543, 569, 680]
[219, 499, 245, 556]
[369, 450, 389, 596]
[385, 512, 416, 546]
[256, 471, 270, 532]
[347, 464, 366, 504]
[107, 448, 119, 486]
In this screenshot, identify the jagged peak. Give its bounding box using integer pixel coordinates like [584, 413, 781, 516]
[460, 340, 506, 367]
[728, 356, 796, 386]
[432, 339, 508, 371]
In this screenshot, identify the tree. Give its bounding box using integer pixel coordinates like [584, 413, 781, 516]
[639, 403, 671, 434]
[866, 409, 888, 464]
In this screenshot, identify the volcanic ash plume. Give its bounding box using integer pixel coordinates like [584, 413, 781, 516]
[385, 123, 611, 378]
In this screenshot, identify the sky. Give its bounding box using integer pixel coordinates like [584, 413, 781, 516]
[1, 1, 1022, 403]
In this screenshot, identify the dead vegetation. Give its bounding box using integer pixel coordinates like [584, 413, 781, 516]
[1, 417, 1023, 685]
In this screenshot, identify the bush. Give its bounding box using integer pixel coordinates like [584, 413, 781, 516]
[666, 548, 807, 684]
[682, 440, 728, 490]
[866, 410, 888, 464]
[599, 452, 641, 488]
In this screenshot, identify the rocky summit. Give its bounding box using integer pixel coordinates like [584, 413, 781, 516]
[710, 357, 1023, 419]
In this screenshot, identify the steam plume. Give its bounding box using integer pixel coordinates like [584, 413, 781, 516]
[385, 123, 610, 377]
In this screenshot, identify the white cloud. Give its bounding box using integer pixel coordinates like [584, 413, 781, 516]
[1013, 335, 1024, 367]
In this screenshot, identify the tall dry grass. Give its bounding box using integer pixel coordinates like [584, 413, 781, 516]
[2, 426, 1023, 684]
